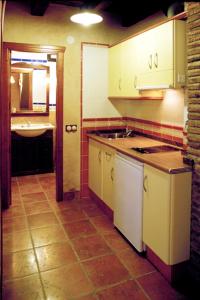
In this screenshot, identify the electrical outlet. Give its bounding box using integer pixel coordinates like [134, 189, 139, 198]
[65, 124, 77, 132]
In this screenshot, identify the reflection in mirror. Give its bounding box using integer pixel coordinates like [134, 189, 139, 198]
[11, 62, 49, 115]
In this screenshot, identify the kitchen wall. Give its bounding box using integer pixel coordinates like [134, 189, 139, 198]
[4, 1, 168, 192]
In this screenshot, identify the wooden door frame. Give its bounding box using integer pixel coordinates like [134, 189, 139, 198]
[1, 42, 65, 208]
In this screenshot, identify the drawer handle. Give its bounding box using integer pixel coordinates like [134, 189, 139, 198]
[134, 76, 137, 88]
[143, 175, 147, 192]
[98, 150, 101, 163]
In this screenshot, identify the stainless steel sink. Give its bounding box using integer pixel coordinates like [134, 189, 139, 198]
[94, 129, 135, 139]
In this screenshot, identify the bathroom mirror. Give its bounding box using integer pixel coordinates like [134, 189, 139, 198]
[11, 62, 49, 116]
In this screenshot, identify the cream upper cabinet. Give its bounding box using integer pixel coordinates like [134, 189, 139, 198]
[88, 139, 115, 210]
[121, 37, 140, 97]
[108, 19, 186, 96]
[108, 43, 122, 97]
[137, 20, 186, 89]
[108, 38, 140, 98]
[143, 164, 191, 265]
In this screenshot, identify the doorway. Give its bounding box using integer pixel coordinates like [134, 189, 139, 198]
[1, 42, 65, 208]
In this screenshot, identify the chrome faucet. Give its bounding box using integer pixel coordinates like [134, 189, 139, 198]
[125, 128, 134, 137]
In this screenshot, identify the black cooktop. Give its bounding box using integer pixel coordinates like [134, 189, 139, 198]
[131, 145, 180, 154]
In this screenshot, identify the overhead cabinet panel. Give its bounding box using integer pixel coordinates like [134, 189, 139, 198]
[137, 20, 186, 89]
[108, 20, 186, 97]
[108, 43, 122, 97]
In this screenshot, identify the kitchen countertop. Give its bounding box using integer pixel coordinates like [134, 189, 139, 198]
[88, 134, 192, 174]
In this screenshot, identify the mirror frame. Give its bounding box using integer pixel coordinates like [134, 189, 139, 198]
[11, 62, 50, 116]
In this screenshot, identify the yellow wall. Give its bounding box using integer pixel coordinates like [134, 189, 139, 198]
[4, 2, 126, 192]
[4, 1, 169, 192]
[122, 89, 186, 127]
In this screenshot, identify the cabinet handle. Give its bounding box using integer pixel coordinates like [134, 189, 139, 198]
[98, 150, 101, 163]
[154, 52, 158, 68]
[111, 167, 114, 181]
[134, 76, 137, 88]
[143, 175, 147, 192]
[105, 152, 112, 161]
[148, 54, 152, 69]
[119, 78, 121, 90]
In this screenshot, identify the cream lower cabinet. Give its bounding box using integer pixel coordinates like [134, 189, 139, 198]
[143, 164, 192, 265]
[88, 139, 115, 210]
[88, 139, 102, 199]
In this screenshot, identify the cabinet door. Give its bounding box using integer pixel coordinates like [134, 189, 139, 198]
[143, 165, 171, 264]
[137, 20, 186, 89]
[121, 38, 140, 97]
[88, 140, 102, 198]
[137, 29, 155, 76]
[102, 146, 115, 209]
[108, 44, 122, 97]
[143, 165, 191, 265]
[153, 21, 173, 72]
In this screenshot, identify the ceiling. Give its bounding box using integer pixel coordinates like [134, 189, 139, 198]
[13, 0, 184, 27]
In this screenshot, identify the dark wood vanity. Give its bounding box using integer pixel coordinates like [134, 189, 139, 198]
[11, 129, 54, 176]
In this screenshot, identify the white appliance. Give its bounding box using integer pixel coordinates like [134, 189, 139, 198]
[114, 152, 145, 252]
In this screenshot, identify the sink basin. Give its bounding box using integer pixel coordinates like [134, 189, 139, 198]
[11, 123, 55, 137]
[95, 129, 135, 139]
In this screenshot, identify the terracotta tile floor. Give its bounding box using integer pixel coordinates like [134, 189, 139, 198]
[2, 173, 196, 299]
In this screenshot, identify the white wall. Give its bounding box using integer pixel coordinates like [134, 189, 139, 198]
[82, 44, 122, 119]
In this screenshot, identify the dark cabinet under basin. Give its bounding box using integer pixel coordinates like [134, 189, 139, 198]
[11, 129, 54, 176]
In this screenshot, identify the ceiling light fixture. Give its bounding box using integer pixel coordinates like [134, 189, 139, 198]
[70, 11, 103, 26]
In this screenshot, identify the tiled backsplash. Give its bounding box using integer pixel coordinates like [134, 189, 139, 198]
[80, 117, 184, 197]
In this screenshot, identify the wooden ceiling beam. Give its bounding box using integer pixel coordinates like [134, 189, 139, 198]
[30, 0, 50, 16]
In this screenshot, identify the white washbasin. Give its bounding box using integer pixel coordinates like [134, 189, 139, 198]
[11, 123, 55, 137]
